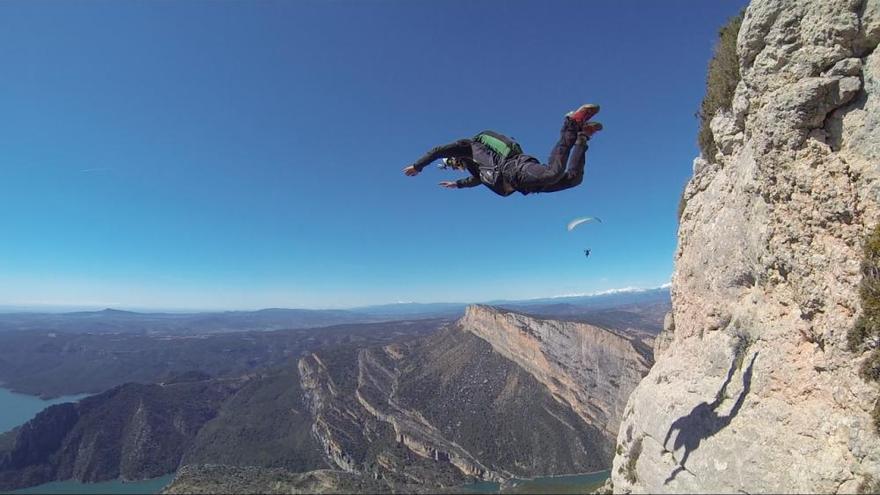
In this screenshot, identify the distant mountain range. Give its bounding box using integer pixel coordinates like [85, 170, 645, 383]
[490, 285, 671, 309]
[0, 307, 377, 334]
[0, 286, 670, 335]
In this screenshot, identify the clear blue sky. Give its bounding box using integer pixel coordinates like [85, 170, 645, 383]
[0, 0, 747, 311]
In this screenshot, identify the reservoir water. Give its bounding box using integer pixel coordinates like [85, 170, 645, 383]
[8, 475, 175, 495]
[0, 388, 90, 434]
[0, 387, 174, 495]
[462, 470, 610, 494]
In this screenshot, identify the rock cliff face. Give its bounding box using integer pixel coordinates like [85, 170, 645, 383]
[460, 305, 653, 441]
[296, 315, 631, 485]
[612, 0, 880, 493]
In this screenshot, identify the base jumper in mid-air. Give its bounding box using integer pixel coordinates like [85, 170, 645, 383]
[403, 104, 602, 196]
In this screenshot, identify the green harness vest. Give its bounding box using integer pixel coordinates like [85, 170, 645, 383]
[473, 131, 523, 160]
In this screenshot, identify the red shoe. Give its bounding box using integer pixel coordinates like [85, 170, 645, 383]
[580, 121, 603, 138]
[565, 104, 600, 124]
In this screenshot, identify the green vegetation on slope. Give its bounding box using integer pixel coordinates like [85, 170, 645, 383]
[181, 368, 327, 472]
[697, 11, 744, 162]
[677, 183, 688, 222]
[858, 474, 880, 495]
[679, 11, 744, 224]
[0, 380, 238, 491]
[623, 436, 642, 484]
[847, 225, 880, 432]
[0, 319, 443, 398]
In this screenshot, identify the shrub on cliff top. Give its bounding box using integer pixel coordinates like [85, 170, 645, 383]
[848, 224, 880, 432]
[697, 11, 744, 162]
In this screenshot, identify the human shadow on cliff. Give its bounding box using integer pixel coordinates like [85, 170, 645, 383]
[662, 352, 758, 485]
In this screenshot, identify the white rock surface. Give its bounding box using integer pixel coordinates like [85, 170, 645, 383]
[612, 0, 880, 493]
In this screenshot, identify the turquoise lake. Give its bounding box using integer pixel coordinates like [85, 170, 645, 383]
[0, 388, 90, 435]
[0, 388, 175, 495]
[7, 475, 175, 495]
[462, 470, 610, 494]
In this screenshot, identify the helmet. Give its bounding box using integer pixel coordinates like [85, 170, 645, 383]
[438, 157, 466, 170]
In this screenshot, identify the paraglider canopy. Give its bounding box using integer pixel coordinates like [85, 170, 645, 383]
[566, 216, 602, 231]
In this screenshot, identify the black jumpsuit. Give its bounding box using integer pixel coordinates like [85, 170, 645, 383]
[409, 118, 589, 196]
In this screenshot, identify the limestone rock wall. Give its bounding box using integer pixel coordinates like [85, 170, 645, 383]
[612, 0, 880, 493]
[460, 305, 652, 442]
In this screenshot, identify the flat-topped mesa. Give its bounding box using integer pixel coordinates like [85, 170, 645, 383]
[458, 304, 652, 440]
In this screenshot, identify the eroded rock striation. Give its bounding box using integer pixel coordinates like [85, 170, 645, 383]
[460, 305, 653, 441]
[612, 0, 880, 493]
[292, 307, 652, 488]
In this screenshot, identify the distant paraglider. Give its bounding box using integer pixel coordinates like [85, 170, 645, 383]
[566, 216, 602, 231]
[568, 216, 601, 260]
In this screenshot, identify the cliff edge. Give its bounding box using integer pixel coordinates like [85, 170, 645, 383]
[612, 0, 880, 493]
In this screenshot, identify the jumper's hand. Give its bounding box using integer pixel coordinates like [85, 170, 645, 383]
[403, 165, 419, 176]
[439, 181, 458, 189]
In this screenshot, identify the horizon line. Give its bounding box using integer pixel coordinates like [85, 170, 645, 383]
[0, 282, 672, 315]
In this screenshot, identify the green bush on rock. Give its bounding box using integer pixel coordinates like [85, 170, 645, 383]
[848, 225, 880, 432]
[697, 11, 744, 162]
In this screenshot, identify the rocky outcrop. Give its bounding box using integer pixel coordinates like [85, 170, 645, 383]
[460, 305, 653, 441]
[613, 0, 880, 493]
[298, 354, 366, 475]
[297, 346, 470, 488]
[354, 345, 504, 482]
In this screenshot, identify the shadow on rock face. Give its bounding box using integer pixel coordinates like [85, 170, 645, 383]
[662, 352, 758, 485]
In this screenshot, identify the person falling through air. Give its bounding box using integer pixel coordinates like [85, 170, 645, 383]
[403, 104, 602, 196]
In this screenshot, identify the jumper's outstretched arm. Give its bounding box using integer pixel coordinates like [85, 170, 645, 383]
[407, 139, 473, 173]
